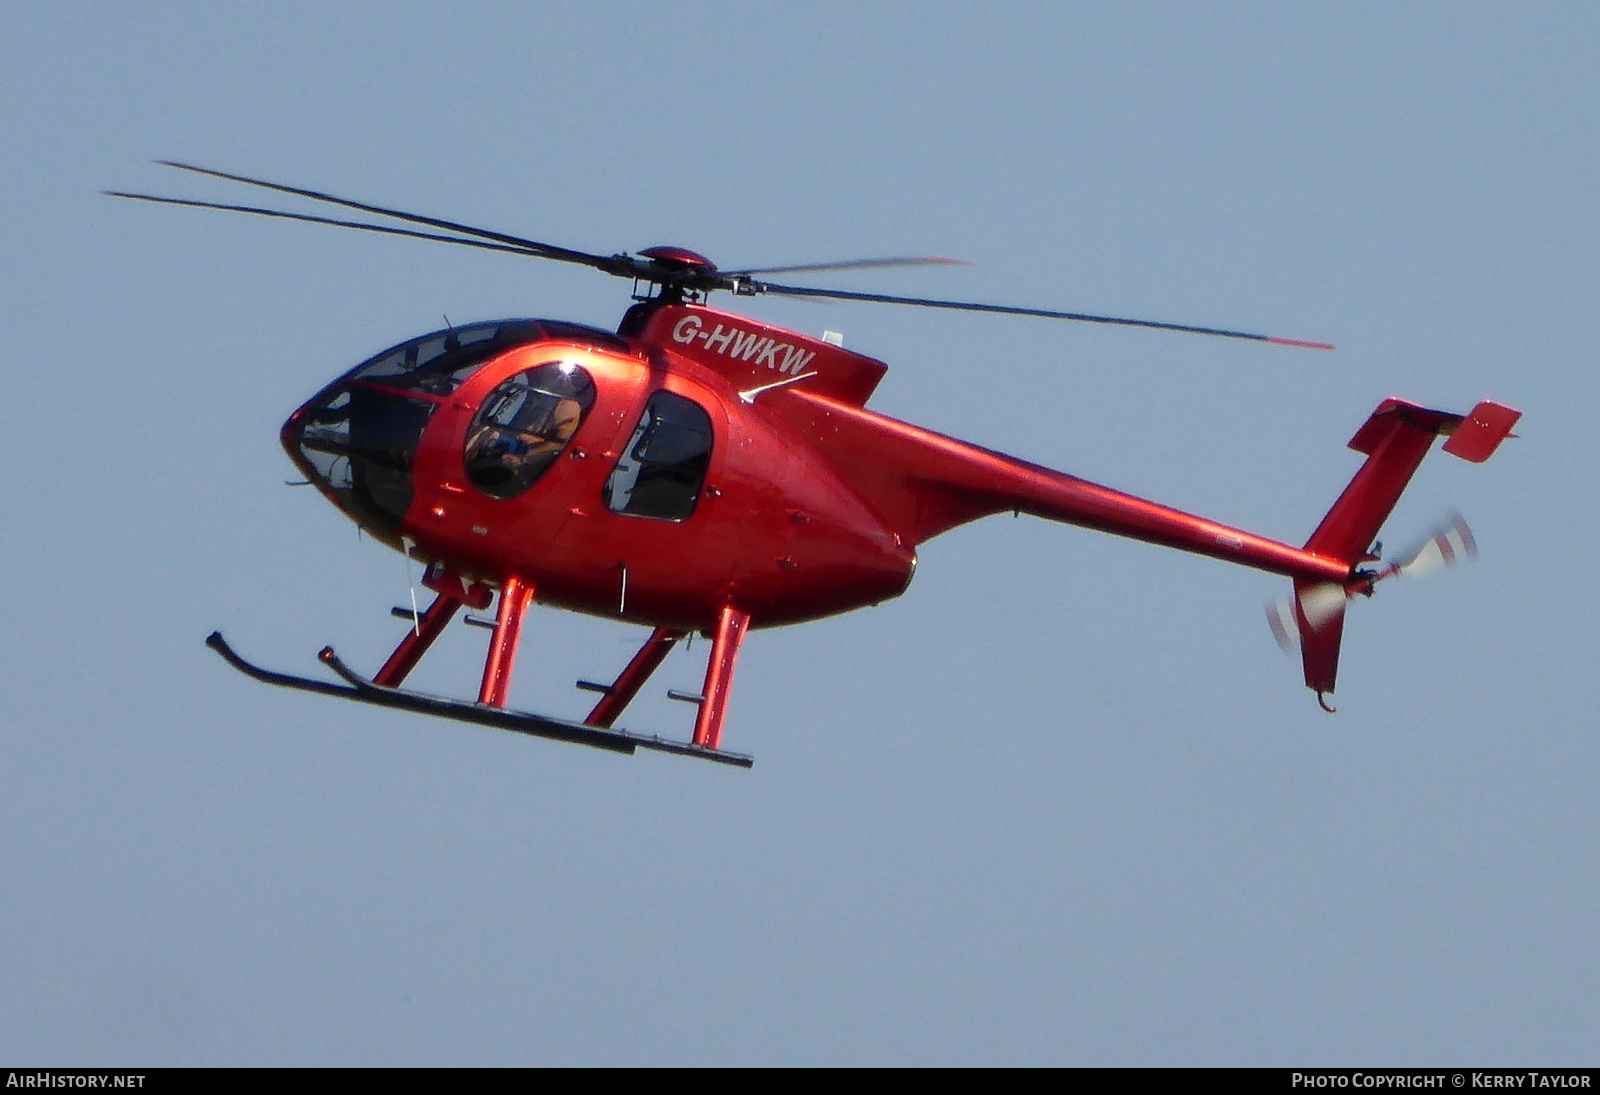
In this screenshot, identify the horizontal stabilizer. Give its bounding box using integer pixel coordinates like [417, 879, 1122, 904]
[1442, 401, 1521, 463]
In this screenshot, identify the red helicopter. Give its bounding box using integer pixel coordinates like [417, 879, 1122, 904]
[111, 163, 1521, 768]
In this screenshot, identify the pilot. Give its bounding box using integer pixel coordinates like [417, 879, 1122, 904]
[502, 396, 582, 467]
[466, 396, 583, 479]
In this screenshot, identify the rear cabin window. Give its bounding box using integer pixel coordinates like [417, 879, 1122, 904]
[464, 362, 596, 499]
[603, 390, 714, 521]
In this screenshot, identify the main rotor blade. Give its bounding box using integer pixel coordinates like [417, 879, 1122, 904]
[155, 160, 624, 274]
[723, 256, 969, 277]
[105, 192, 556, 259]
[752, 281, 1334, 349]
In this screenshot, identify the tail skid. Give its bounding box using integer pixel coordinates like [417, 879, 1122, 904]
[1278, 399, 1517, 707]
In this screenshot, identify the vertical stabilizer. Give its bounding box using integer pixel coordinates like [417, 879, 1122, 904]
[1304, 399, 1454, 565]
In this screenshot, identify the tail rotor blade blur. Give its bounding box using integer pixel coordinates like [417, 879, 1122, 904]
[1267, 597, 1300, 655]
[1392, 513, 1478, 579]
[1298, 582, 1349, 631]
[1266, 583, 1346, 653]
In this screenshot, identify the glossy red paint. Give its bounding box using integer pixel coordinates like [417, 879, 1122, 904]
[118, 161, 1519, 762]
[637, 303, 887, 406]
[637, 245, 717, 271]
[479, 574, 533, 707]
[694, 604, 749, 750]
[331, 304, 1363, 640]
[357, 314, 917, 634]
[276, 301, 1517, 753]
[1442, 400, 1521, 463]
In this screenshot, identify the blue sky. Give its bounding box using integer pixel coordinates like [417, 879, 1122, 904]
[2, 3, 1596, 1065]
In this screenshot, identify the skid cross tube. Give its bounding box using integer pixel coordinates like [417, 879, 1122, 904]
[206, 632, 753, 767]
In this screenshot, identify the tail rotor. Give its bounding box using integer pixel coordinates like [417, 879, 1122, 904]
[1372, 512, 1477, 582]
[1266, 513, 1481, 703]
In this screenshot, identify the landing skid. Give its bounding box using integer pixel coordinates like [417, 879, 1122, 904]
[206, 632, 754, 768]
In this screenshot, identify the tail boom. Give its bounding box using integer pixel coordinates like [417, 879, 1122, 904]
[774, 390, 1355, 585]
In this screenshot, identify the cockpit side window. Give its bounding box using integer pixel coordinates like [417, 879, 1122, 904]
[603, 390, 714, 522]
[464, 362, 596, 499]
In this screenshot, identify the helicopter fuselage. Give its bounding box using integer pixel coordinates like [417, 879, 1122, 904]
[284, 306, 920, 634]
[284, 300, 1379, 643]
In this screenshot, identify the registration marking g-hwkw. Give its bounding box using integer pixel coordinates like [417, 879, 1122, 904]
[671, 314, 818, 376]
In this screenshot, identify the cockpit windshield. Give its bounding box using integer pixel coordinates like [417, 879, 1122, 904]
[346, 319, 545, 394]
[288, 319, 546, 531]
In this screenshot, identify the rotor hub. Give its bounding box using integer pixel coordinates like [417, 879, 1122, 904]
[637, 246, 717, 273]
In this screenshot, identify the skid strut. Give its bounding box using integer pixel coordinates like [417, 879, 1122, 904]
[206, 631, 753, 768]
[584, 627, 689, 728]
[694, 604, 750, 750]
[480, 575, 533, 707]
[375, 591, 461, 688]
